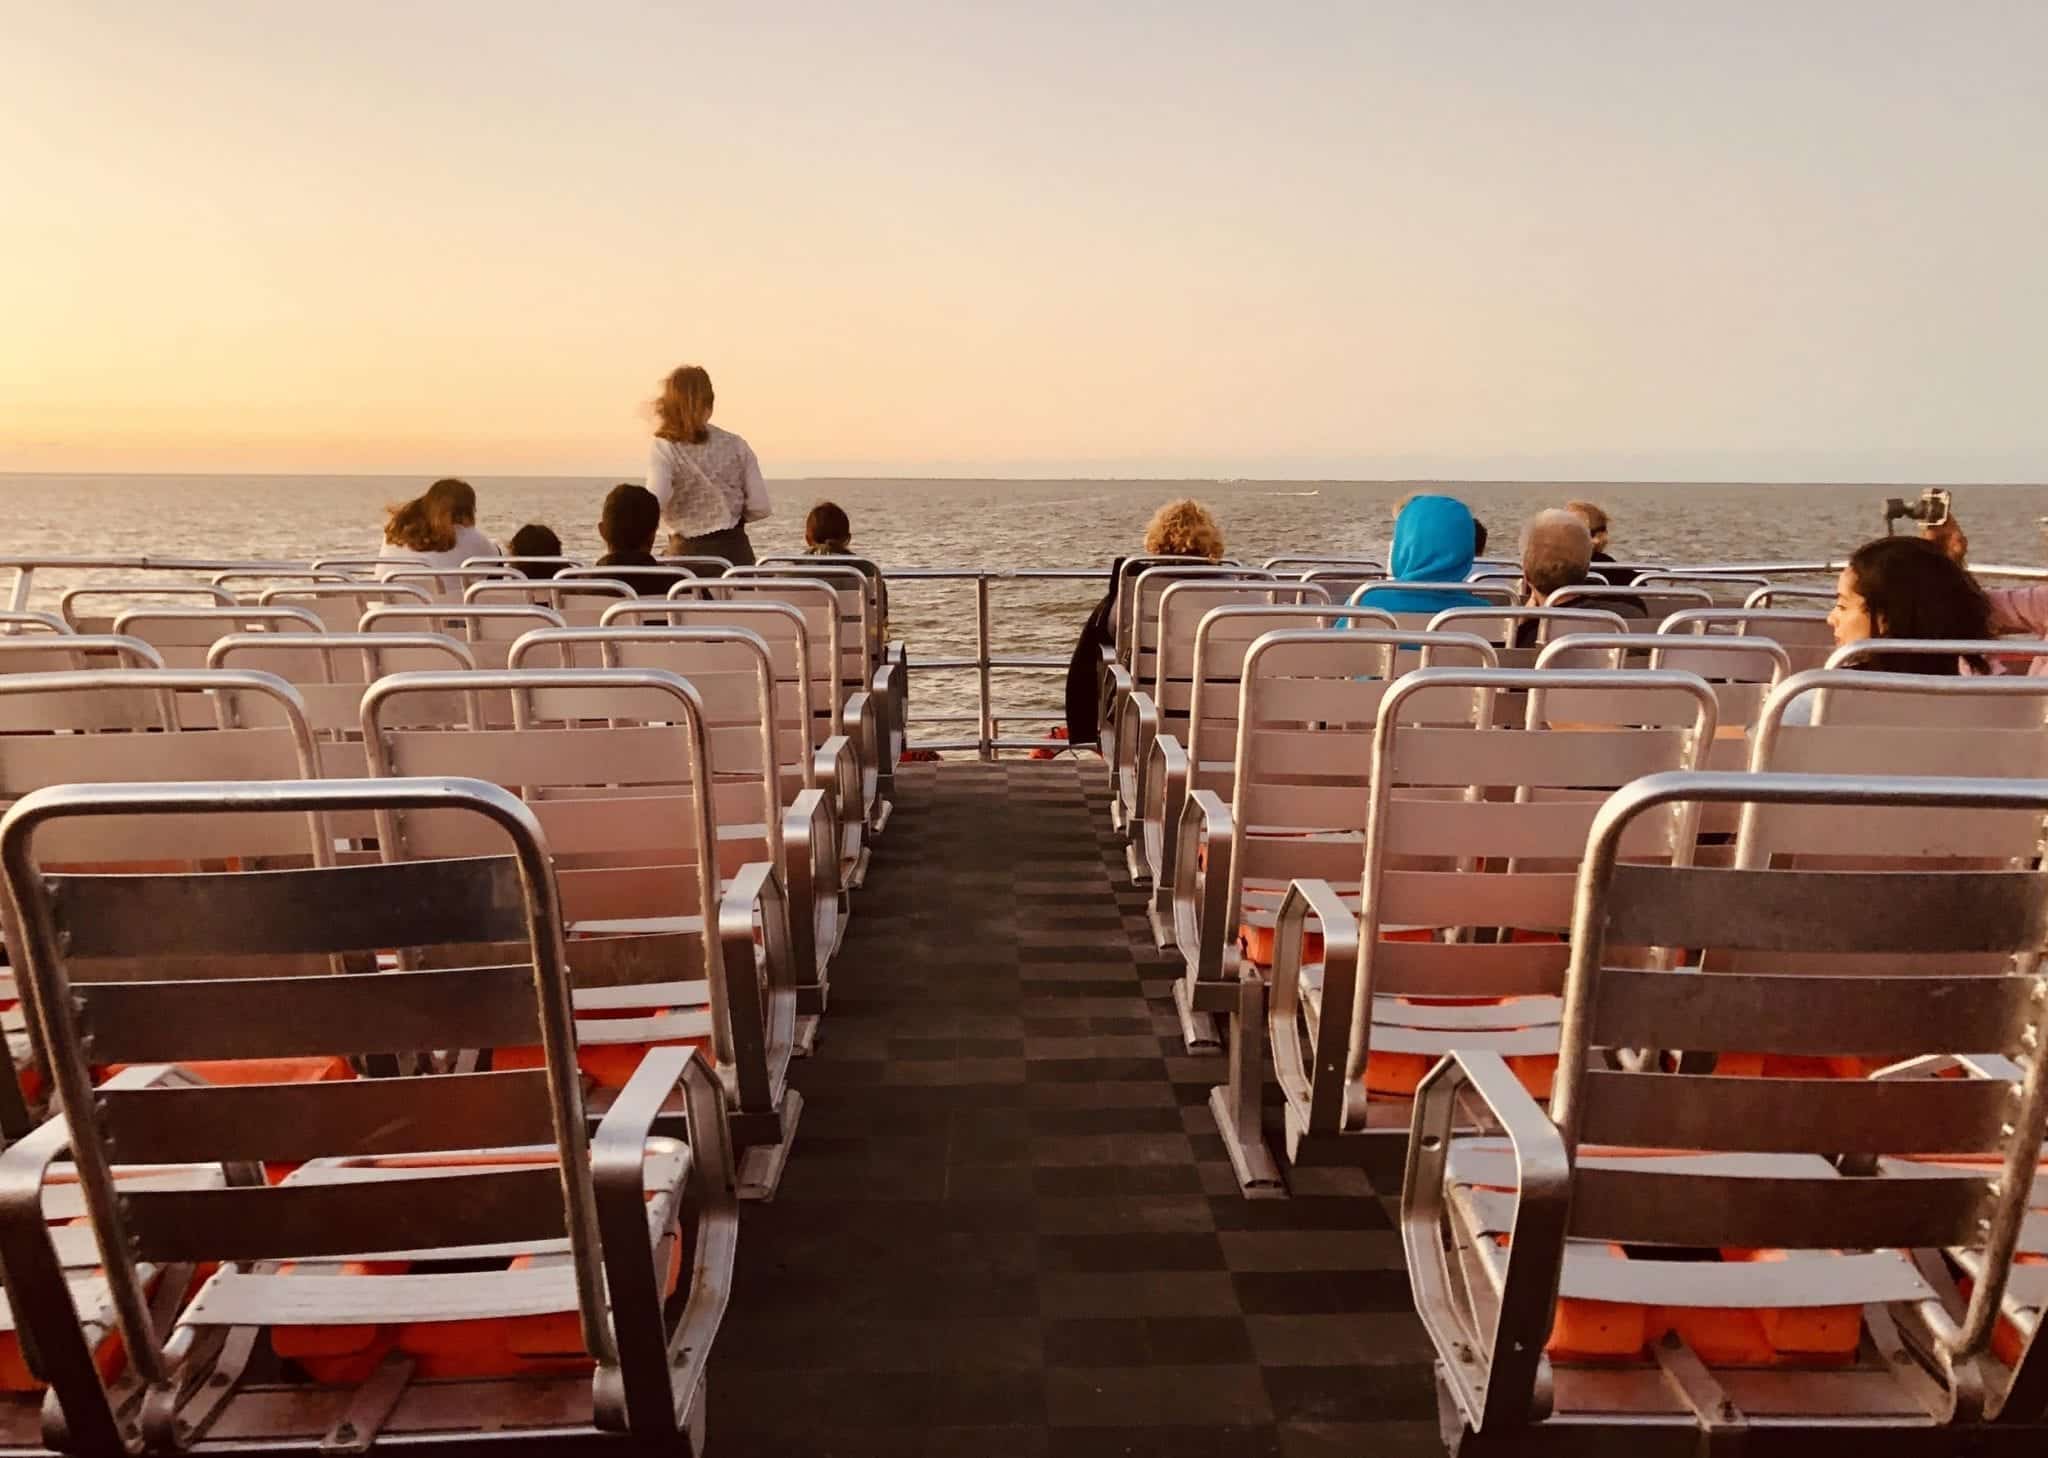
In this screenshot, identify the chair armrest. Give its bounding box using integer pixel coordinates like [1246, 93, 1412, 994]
[1402, 1049, 1570, 1434]
[0, 1113, 129, 1452]
[1098, 663, 1135, 774]
[714, 861, 794, 1120]
[591, 1045, 735, 1435]
[1139, 732, 1189, 887]
[1112, 688, 1159, 829]
[780, 787, 838, 984]
[1266, 878, 1365, 1135]
[1172, 789, 1234, 986]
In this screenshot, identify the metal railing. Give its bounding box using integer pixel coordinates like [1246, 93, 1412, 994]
[13, 554, 2048, 761]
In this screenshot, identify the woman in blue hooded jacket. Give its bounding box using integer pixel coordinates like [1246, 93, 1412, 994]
[1349, 494, 1491, 616]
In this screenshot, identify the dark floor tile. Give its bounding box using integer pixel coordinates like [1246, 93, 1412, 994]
[1261, 1364, 1440, 1424]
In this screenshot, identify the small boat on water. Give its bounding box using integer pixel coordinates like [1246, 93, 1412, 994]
[0, 548, 2044, 1456]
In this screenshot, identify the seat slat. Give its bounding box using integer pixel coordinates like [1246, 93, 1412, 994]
[125, 1164, 566, 1261]
[1590, 967, 2041, 1057]
[1605, 864, 2048, 952]
[1568, 1163, 1990, 1249]
[52, 856, 527, 960]
[1574, 1069, 2014, 1155]
[77, 964, 544, 1062]
[100, 1070, 557, 1163]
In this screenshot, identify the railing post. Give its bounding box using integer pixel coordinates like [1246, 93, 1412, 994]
[7, 569, 32, 616]
[975, 573, 994, 761]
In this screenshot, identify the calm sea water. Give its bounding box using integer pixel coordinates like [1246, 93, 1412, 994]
[5, 474, 2044, 736]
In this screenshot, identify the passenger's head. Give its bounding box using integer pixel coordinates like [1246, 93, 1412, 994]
[1831, 536, 1992, 673]
[383, 478, 475, 552]
[654, 364, 715, 444]
[805, 501, 852, 553]
[509, 523, 563, 578]
[1565, 500, 1610, 553]
[1389, 495, 1477, 583]
[1519, 509, 1594, 600]
[425, 477, 477, 526]
[1143, 498, 1225, 561]
[600, 483, 662, 555]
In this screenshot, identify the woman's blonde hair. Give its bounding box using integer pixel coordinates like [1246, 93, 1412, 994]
[383, 477, 475, 553]
[1143, 498, 1225, 561]
[654, 365, 715, 443]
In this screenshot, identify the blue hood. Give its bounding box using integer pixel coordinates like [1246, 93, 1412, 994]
[1347, 495, 1490, 618]
[1389, 495, 1476, 582]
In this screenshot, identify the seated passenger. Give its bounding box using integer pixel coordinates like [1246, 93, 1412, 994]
[595, 484, 693, 598]
[508, 523, 564, 578]
[1062, 498, 1227, 749]
[1826, 534, 1993, 674]
[804, 501, 853, 556]
[378, 478, 498, 576]
[1351, 494, 1489, 615]
[1781, 534, 1997, 726]
[1920, 514, 2048, 672]
[1512, 509, 1595, 647]
[1566, 499, 1626, 585]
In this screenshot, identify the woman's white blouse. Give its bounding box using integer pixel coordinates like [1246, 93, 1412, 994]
[648, 427, 772, 538]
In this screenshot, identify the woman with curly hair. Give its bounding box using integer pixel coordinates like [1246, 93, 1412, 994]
[1060, 499, 1230, 750]
[1141, 498, 1226, 561]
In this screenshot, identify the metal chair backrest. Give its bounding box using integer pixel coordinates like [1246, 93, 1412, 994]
[1326, 667, 1715, 1083]
[209, 568, 357, 599]
[1827, 638, 2048, 675]
[1746, 671, 2048, 870]
[1424, 607, 1630, 669]
[658, 555, 741, 576]
[462, 556, 586, 576]
[1546, 583, 1712, 627]
[110, 605, 325, 669]
[377, 565, 514, 599]
[1148, 580, 1330, 701]
[725, 564, 880, 678]
[1121, 565, 1271, 673]
[360, 668, 789, 1091]
[1113, 562, 1257, 669]
[0, 634, 165, 678]
[362, 604, 570, 671]
[504, 627, 788, 855]
[594, 601, 822, 761]
[1540, 771, 2048, 1378]
[704, 577, 849, 720]
[1745, 584, 1836, 610]
[1662, 606, 1834, 673]
[1296, 567, 1389, 602]
[1219, 629, 1499, 929]
[1628, 571, 1775, 602]
[259, 582, 433, 631]
[1264, 555, 1386, 574]
[751, 554, 888, 631]
[210, 631, 477, 736]
[0, 775, 613, 1448]
[0, 611, 69, 637]
[465, 579, 636, 616]
[58, 582, 233, 632]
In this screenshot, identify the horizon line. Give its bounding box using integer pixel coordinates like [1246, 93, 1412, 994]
[3, 470, 2046, 488]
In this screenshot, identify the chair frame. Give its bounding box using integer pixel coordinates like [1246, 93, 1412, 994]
[0, 775, 736, 1451]
[1401, 770, 2048, 1449]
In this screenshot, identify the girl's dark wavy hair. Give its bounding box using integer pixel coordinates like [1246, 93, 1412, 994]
[1845, 535, 1992, 674]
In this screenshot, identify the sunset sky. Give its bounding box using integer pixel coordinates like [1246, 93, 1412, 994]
[3, 2, 2043, 480]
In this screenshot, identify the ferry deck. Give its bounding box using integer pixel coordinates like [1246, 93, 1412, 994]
[0, 551, 2045, 1457]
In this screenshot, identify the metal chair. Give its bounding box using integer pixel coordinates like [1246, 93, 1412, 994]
[110, 605, 325, 670]
[508, 626, 844, 1042]
[1404, 770, 2048, 1446]
[0, 775, 735, 1451]
[1237, 668, 1716, 1193]
[1168, 629, 1497, 1054]
[360, 669, 801, 1200]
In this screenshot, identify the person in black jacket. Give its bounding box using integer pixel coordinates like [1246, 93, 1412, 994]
[1062, 499, 1226, 751]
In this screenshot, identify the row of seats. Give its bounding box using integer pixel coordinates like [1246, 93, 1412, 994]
[0, 554, 912, 1453]
[1087, 561, 2048, 1449]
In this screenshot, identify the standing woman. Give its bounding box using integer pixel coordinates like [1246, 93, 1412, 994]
[647, 364, 770, 565]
